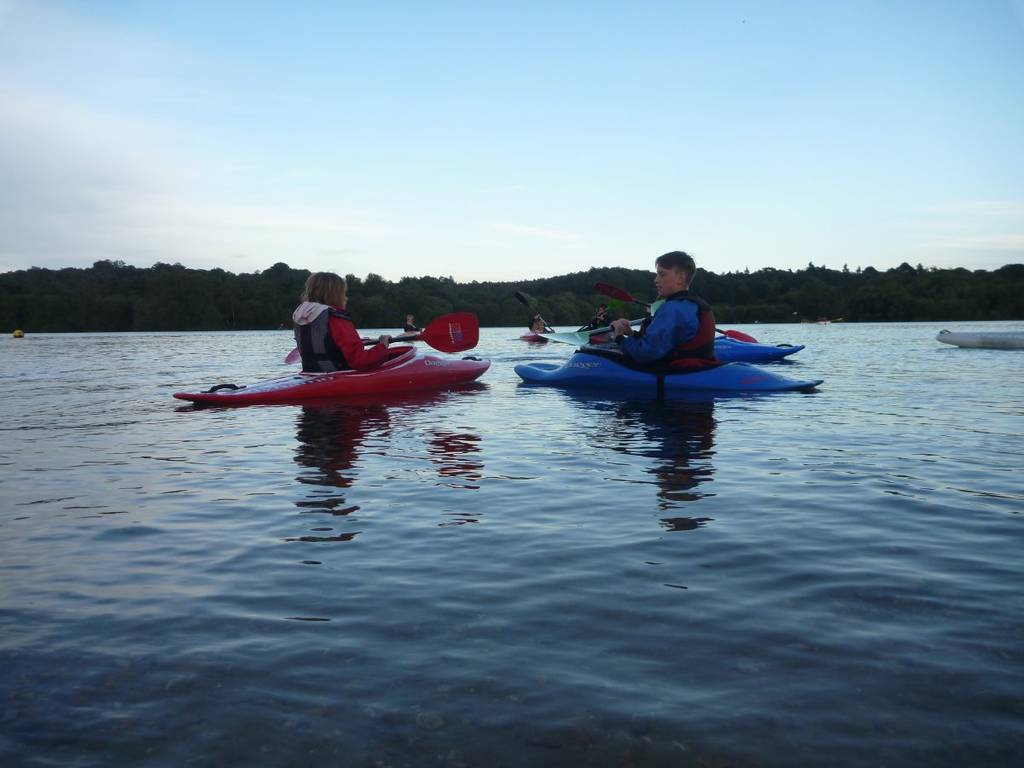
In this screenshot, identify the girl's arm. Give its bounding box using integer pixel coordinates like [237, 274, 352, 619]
[329, 316, 391, 370]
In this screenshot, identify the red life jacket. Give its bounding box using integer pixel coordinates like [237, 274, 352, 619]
[639, 291, 718, 371]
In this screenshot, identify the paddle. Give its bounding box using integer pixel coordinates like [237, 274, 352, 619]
[593, 282, 759, 343]
[513, 290, 554, 333]
[285, 312, 479, 363]
[716, 328, 758, 343]
[540, 318, 645, 345]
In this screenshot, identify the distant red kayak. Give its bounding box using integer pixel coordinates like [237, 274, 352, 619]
[175, 347, 490, 406]
[519, 332, 549, 343]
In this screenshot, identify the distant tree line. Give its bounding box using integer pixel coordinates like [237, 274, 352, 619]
[1, 259, 1021, 333]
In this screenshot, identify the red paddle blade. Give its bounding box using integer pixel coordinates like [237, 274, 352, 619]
[720, 329, 758, 343]
[594, 281, 637, 302]
[284, 347, 301, 364]
[419, 312, 479, 353]
[595, 281, 652, 308]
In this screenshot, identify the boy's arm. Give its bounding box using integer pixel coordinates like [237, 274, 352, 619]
[620, 302, 699, 363]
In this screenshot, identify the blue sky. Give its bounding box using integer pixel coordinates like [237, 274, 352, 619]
[2, 0, 1023, 281]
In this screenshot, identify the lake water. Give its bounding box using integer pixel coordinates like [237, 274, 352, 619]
[2, 322, 1022, 767]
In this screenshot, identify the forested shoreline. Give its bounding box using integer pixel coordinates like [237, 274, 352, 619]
[2, 259, 1022, 332]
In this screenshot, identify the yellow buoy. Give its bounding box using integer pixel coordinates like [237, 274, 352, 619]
[12, 330, 24, 338]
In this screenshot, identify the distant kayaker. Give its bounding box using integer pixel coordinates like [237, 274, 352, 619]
[608, 251, 718, 369]
[529, 314, 549, 334]
[292, 272, 392, 373]
[578, 304, 609, 332]
[403, 314, 421, 332]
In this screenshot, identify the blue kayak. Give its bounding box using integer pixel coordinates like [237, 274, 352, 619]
[714, 337, 804, 363]
[514, 348, 823, 394]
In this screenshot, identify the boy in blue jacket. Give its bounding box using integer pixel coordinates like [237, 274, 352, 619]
[608, 251, 718, 369]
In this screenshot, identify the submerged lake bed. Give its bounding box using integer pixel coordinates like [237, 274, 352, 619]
[2, 322, 1022, 767]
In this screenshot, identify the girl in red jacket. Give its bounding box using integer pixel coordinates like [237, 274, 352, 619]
[292, 272, 392, 373]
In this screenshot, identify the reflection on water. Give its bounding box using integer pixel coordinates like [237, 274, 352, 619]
[291, 389, 486, 534]
[429, 428, 483, 491]
[294, 403, 393, 518]
[294, 404, 390, 492]
[633, 400, 716, 513]
[566, 394, 717, 519]
[660, 515, 714, 531]
[289, 403, 391, 545]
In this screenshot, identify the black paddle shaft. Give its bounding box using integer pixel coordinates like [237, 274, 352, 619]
[514, 291, 554, 333]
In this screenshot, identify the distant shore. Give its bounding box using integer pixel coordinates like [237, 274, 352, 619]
[3, 260, 1021, 333]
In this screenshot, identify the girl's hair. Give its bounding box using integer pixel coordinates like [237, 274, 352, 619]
[301, 272, 347, 307]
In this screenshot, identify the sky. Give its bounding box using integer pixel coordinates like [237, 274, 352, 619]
[1, 0, 1023, 282]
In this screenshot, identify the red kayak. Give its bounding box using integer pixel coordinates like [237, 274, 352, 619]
[519, 332, 549, 343]
[175, 347, 490, 406]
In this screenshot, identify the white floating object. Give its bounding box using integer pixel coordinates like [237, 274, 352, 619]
[936, 330, 1024, 350]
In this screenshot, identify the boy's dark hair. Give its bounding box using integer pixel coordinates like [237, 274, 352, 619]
[656, 250, 696, 278]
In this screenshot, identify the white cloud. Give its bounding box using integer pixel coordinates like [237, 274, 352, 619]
[0, 3, 388, 274]
[911, 199, 1024, 261]
[0, 89, 184, 264]
[485, 220, 584, 245]
[918, 200, 1024, 218]
[924, 234, 1024, 251]
[0, 85, 389, 273]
